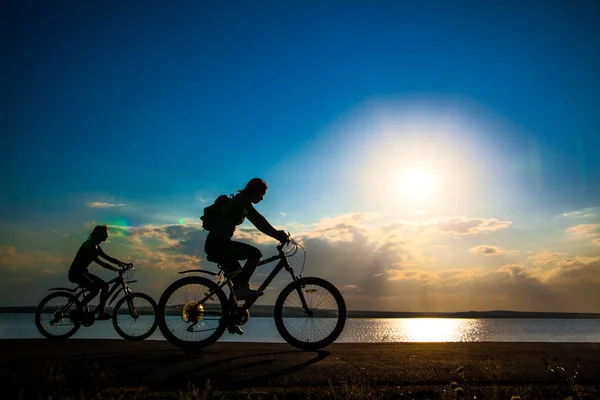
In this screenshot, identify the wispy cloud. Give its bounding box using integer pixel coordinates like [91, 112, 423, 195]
[437, 217, 512, 236]
[560, 211, 595, 218]
[42, 268, 58, 274]
[567, 223, 600, 247]
[567, 224, 599, 238]
[528, 251, 569, 266]
[470, 245, 506, 256]
[413, 216, 512, 237]
[87, 202, 126, 208]
[0, 245, 68, 271]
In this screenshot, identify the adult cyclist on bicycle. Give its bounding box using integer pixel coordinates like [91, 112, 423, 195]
[205, 178, 288, 300]
[68, 224, 132, 320]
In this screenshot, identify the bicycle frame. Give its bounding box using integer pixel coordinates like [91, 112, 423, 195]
[48, 270, 137, 314]
[177, 244, 311, 314]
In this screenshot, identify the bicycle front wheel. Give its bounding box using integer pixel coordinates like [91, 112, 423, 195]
[158, 276, 229, 351]
[274, 277, 347, 350]
[112, 293, 158, 340]
[35, 292, 81, 340]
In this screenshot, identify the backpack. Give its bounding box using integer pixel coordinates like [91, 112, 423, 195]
[200, 194, 233, 231]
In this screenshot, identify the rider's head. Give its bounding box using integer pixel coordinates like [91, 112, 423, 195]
[241, 178, 268, 204]
[88, 224, 109, 244]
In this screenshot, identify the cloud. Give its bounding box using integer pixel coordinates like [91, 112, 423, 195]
[280, 212, 287, 217]
[0, 245, 68, 270]
[560, 211, 595, 218]
[526, 250, 600, 281]
[469, 245, 506, 256]
[300, 213, 374, 243]
[567, 224, 600, 247]
[87, 202, 126, 208]
[543, 256, 600, 285]
[42, 268, 58, 274]
[5, 205, 600, 311]
[0, 245, 71, 305]
[380, 223, 404, 233]
[567, 224, 599, 238]
[133, 250, 203, 271]
[312, 213, 373, 230]
[527, 251, 569, 266]
[412, 217, 512, 237]
[436, 217, 512, 236]
[562, 211, 584, 217]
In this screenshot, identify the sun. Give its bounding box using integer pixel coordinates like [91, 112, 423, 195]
[400, 168, 436, 203]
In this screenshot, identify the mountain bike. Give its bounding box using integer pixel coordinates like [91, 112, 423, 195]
[35, 264, 158, 341]
[157, 237, 347, 351]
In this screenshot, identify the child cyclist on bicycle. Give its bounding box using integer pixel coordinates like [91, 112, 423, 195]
[68, 224, 132, 320]
[204, 178, 288, 301]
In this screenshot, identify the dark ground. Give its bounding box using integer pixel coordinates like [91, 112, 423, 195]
[1, 339, 600, 399]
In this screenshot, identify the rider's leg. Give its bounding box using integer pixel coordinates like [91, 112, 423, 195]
[235, 257, 260, 288]
[226, 241, 262, 285]
[74, 272, 100, 309]
[80, 288, 100, 309]
[83, 273, 111, 320]
[97, 281, 110, 315]
[227, 241, 264, 300]
[205, 237, 263, 300]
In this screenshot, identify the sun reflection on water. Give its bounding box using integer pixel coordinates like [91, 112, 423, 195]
[342, 318, 489, 342]
[399, 318, 482, 342]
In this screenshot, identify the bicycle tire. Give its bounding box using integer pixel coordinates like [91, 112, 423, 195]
[274, 277, 347, 350]
[157, 276, 229, 351]
[112, 292, 159, 340]
[35, 292, 82, 340]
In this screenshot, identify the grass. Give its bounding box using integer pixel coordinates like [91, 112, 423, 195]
[4, 356, 600, 400]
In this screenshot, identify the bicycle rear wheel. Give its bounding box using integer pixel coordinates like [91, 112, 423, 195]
[112, 293, 158, 340]
[35, 292, 81, 340]
[158, 276, 229, 351]
[274, 277, 347, 350]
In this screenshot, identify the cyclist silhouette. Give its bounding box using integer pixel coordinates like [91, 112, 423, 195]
[205, 178, 288, 301]
[68, 225, 132, 320]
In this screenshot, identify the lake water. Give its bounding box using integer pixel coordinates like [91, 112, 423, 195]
[2, 313, 599, 342]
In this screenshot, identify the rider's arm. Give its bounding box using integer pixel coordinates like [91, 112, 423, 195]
[94, 257, 120, 272]
[97, 246, 125, 269]
[246, 204, 281, 240]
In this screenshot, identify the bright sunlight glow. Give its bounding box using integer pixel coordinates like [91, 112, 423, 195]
[400, 169, 436, 202]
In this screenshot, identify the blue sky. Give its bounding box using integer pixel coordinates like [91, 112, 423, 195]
[2, 1, 600, 312]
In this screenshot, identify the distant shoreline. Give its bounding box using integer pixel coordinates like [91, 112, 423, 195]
[3, 306, 600, 319]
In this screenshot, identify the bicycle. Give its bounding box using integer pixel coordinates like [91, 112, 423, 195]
[35, 264, 159, 341]
[157, 236, 347, 351]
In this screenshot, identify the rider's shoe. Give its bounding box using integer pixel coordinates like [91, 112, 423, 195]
[227, 324, 244, 335]
[97, 312, 112, 320]
[235, 284, 263, 301]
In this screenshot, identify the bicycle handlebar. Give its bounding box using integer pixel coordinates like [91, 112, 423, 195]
[119, 263, 135, 272]
[276, 232, 293, 252]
